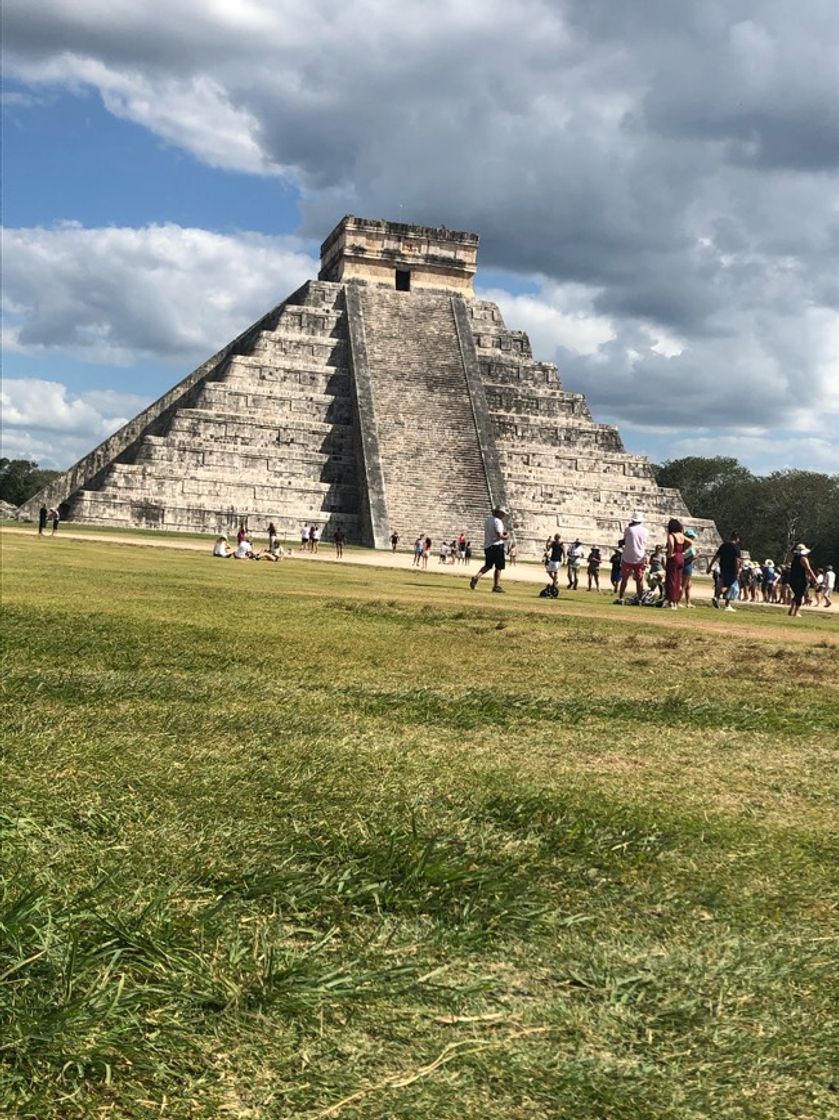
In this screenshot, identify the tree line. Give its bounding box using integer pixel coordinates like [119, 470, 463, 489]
[654, 457, 839, 567]
[0, 459, 60, 509]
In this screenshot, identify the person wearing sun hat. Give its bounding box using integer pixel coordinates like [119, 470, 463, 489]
[470, 505, 509, 593]
[788, 544, 816, 617]
[615, 510, 648, 603]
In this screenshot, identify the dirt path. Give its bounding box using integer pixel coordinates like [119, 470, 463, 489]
[3, 525, 834, 645]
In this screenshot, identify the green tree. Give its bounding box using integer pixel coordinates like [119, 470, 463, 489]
[653, 456, 757, 535]
[749, 470, 839, 566]
[0, 459, 60, 508]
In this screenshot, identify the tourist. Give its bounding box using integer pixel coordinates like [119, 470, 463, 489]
[465, 540, 473, 563]
[439, 540, 449, 564]
[761, 559, 778, 603]
[38, 505, 48, 535]
[544, 533, 564, 597]
[681, 529, 697, 608]
[233, 535, 259, 560]
[664, 519, 687, 609]
[390, 531, 399, 552]
[507, 539, 518, 565]
[458, 535, 467, 564]
[820, 564, 834, 607]
[586, 546, 602, 591]
[788, 544, 816, 618]
[267, 522, 278, 551]
[567, 539, 584, 590]
[237, 522, 247, 545]
[263, 538, 283, 562]
[49, 508, 60, 535]
[301, 524, 310, 551]
[412, 536, 423, 567]
[213, 535, 234, 558]
[648, 544, 665, 589]
[616, 512, 648, 603]
[333, 525, 345, 558]
[422, 537, 431, 568]
[708, 532, 742, 611]
[469, 506, 509, 593]
[448, 539, 458, 564]
[310, 525, 321, 553]
[609, 542, 623, 595]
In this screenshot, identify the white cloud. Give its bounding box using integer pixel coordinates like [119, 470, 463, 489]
[1, 223, 317, 363]
[0, 379, 149, 468]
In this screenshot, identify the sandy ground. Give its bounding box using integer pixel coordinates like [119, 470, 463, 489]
[3, 524, 835, 642]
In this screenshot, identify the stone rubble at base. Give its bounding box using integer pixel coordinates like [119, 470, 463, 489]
[21, 215, 720, 559]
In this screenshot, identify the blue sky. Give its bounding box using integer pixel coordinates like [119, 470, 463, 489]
[3, 1, 838, 477]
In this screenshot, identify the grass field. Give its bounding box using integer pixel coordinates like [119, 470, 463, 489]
[1, 534, 837, 1119]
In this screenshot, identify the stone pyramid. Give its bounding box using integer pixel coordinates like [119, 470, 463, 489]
[23, 215, 718, 557]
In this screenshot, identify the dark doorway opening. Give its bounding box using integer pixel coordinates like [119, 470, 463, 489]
[395, 269, 411, 292]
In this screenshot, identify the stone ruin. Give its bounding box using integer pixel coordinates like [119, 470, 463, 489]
[22, 215, 719, 558]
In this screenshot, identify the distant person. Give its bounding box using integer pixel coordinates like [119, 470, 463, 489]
[233, 535, 259, 560]
[310, 525, 321, 553]
[681, 529, 698, 607]
[50, 508, 60, 536]
[821, 564, 834, 608]
[507, 539, 518, 566]
[390, 531, 399, 552]
[609, 542, 623, 595]
[333, 526, 345, 559]
[616, 512, 648, 603]
[38, 505, 48, 535]
[586, 546, 602, 591]
[469, 506, 509, 593]
[566, 539, 584, 590]
[761, 559, 778, 603]
[412, 536, 424, 567]
[213, 535, 234, 558]
[422, 537, 431, 568]
[664, 519, 687, 609]
[267, 522, 278, 550]
[263, 538, 283, 562]
[301, 524, 310, 550]
[788, 544, 816, 618]
[543, 533, 564, 597]
[237, 522, 247, 545]
[708, 532, 742, 611]
[439, 540, 449, 564]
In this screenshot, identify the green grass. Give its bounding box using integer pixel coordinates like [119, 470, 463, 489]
[1, 535, 837, 1119]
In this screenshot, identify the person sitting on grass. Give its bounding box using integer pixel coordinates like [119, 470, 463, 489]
[213, 535, 234, 558]
[233, 535, 261, 560]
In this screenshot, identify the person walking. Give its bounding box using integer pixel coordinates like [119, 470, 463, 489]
[708, 532, 742, 611]
[470, 506, 509, 593]
[543, 533, 564, 598]
[664, 519, 687, 609]
[821, 564, 834, 608]
[50, 508, 60, 536]
[390, 531, 399, 552]
[788, 544, 816, 617]
[38, 505, 48, 535]
[616, 512, 649, 603]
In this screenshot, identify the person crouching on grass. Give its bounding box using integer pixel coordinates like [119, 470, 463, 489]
[470, 507, 509, 593]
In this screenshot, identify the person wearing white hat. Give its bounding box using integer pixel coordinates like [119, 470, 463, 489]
[615, 511, 649, 603]
[788, 544, 816, 617]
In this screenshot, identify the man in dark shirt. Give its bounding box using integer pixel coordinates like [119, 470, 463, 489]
[708, 532, 742, 611]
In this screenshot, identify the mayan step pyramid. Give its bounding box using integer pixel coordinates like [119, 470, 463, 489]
[23, 215, 718, 557]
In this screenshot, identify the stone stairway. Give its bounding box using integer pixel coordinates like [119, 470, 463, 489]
[354, 288, 493, 546]
[468, 300, 718, 556]
[66, 282, 363, 540]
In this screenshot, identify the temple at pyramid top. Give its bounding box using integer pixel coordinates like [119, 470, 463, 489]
[20, 213, 719, 558]
[318, 215, 479, 294]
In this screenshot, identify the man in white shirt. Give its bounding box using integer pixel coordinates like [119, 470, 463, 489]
[469, 507, 509, 593]
[822, 564, 834, 608]
[616, 512, 649, 602]
[234, 537, 255, 560]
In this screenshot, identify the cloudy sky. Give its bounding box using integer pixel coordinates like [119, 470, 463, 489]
[3, 0, 838, 475]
